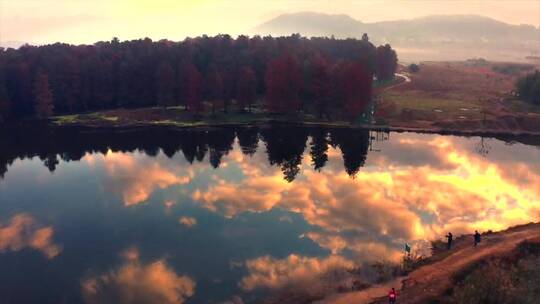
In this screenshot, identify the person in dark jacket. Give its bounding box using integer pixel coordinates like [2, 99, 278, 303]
[446, 232, 453, 250]
[474, 230, 481, 247]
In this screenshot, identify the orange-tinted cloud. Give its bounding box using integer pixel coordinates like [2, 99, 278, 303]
[82, 248, 195, 304]
[240, 254, 355, 291]
[0, 213, 62, 259]
[86, 151, 192, 206]
[179, 216, 197, 228]
[193, 175, 288, 218]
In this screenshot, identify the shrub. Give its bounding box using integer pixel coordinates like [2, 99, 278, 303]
[516, 71, 540, 105]
[408, 63, 420, 73]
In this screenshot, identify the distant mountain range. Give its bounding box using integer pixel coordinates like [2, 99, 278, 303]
[254, 12, 540, 61]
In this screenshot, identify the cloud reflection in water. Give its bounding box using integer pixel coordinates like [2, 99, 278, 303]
[78, 131, 539, 293]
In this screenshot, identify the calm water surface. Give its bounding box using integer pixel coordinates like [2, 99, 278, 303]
[0, 127, 539, 303]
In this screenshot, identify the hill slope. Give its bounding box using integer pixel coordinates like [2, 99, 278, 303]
[318, 223, 540, 304]
[254, 12, 540, 61]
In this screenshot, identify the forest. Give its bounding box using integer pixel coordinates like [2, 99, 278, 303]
[0, 34, 397, 123]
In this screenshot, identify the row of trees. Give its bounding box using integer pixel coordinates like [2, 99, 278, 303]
[0, 34, 397, 122]
[0, 127, 374, 182]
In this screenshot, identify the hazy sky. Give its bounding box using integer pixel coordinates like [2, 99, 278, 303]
[1, 0, 539, 45]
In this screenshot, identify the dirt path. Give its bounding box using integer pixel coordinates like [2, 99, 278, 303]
[394, 73, 411, 84]
[315, 277, 405, 304]
[382, 73, 411, 93]
[319, 224, 540, 304]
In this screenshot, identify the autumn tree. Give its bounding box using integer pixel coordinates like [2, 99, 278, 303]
[205, 67, 224, 115]
[376, 44, 398, 81]
[33, 71, 55, 119]
[156, 61, 176, 108]
[186, 64, 203, 114]
[303, 54, 331, 118]
[236, 67, 257, 113]
[0, 35, 393, 121]
[340, 62, 373, 117]
[265, 54, 303, 113]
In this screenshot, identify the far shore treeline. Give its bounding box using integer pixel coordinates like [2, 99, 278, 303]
[0, 34, 397, 123]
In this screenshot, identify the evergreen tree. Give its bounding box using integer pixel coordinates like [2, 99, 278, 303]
[376, 44, 398, 81]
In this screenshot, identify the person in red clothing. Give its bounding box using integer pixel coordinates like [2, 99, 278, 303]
[389, 287, 397, 304]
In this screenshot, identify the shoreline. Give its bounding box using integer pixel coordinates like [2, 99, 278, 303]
[43, 119, 540, 138]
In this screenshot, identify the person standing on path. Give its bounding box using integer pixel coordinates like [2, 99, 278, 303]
[388, 287, 397, 304]
[474, 230, 481, 247]
[446, 232, 453, 250]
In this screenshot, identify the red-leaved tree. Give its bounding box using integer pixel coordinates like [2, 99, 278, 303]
[305, 54, 331, 118]
[236, 66, 257, 112]
[265, 54, 302, 113]
[205, 67, 224, 115]
[341, 61, 373, 117]
[186, 64, 203, 114]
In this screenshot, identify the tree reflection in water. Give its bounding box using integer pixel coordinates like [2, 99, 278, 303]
[0, 126, 377, 181]
[1, 126, 537, 182]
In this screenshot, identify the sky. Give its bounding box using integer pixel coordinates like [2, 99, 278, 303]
[1, 0, 539, 45]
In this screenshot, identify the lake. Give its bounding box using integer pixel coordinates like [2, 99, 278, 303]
[0, 126, 539, 303]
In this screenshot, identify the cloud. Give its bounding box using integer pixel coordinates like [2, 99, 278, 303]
[179, 216, 197, 228]
[240, 254, 355, 291]
[193, 175, 288, 218]
[82, 248, 195, 304]
[86, 151, 192, 206]
[0, 213, 62, 259]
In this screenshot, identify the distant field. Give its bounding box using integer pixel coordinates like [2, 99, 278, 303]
[377, 60, 540, 133]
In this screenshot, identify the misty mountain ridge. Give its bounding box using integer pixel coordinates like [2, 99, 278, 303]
[254, 12, 540, 61]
